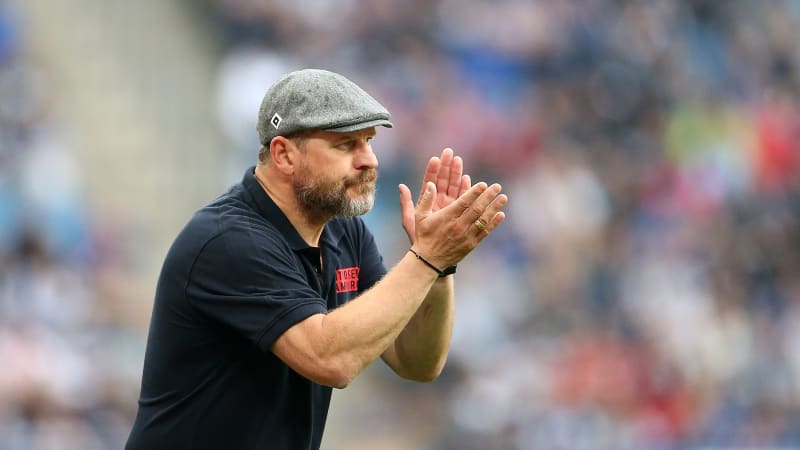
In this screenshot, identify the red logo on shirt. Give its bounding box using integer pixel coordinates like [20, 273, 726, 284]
[335, 266, 360, 293]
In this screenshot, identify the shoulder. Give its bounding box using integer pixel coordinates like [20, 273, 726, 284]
[172, 186, 290, 266]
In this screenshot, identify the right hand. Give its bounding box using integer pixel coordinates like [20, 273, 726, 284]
[407, 180, 508, 270]
[399, 148, 471, 245]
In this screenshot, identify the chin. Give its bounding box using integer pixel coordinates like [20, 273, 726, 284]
[342, 195, 375, 217]
[348, 187, 375, 202]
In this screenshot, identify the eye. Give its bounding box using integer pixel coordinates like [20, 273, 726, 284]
[338, 140, 357, 150]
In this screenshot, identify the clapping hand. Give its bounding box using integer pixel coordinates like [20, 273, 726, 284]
[399, 148, 471, 245]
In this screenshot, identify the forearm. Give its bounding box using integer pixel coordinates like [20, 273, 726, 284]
[273, 180, 507, 388]
[383, 275, 454, 381]
[272, 251, 439, 387]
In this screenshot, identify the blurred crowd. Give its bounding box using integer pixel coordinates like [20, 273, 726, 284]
[0, 3, 139, 449]
[2, 0, 799, 449]
[208, 0, 800, 448]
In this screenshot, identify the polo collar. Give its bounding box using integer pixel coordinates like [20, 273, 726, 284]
[241, 166, 343, 251]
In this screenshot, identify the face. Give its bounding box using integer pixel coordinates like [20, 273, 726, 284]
[291, 128, 379, 220]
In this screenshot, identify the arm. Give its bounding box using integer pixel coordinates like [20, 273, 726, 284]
[272, 176, 507, 388]
[381, 275, 454, 382]
[272, 250, 440, 389]
[380, 148, 468, 381]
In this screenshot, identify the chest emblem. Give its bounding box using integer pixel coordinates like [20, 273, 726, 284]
[335, 266, 360, 293]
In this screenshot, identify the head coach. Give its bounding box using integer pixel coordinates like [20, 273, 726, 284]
[125, 69, 508, 450]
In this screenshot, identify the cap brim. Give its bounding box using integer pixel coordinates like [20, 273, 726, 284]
[325, 118, 393, 133]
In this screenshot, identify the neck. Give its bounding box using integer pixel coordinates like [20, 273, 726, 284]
[254, 164, 328, 247]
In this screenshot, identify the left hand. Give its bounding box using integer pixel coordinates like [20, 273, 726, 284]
[399, 148, 471, 244]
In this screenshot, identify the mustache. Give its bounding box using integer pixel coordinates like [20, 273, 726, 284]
[346, 169, 378, 187]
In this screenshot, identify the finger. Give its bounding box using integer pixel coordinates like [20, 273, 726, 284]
[459, 174, 471, 197]
[458, 183, 503, 225]
[419, 157, 441, 204]
[446, 155, 463, 199]
[417, 181, 437, 219]
[436, 148, 454, 196]
[440, 182, 488, 218]
[474, 211, 507, 240]
[472, 194, 508, 236]
[398, 184, 415, 243]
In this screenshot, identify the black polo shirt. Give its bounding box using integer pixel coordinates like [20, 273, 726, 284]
[126, 167, 387, 450]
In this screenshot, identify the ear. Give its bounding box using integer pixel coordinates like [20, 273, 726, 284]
[269, 136, 298, 175]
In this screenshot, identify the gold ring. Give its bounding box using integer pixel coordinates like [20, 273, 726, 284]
[474, 220, 486, 231]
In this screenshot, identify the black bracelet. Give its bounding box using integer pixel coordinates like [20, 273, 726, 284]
[408, 248, 457, 278]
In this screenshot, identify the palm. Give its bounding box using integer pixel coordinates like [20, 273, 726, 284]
[432, 170, 459, 211]
[399, 148, 470, 244]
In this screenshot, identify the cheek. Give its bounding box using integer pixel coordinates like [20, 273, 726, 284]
[337, 157, 357, 173]
[307, 152, 359, 185]
[316, 153, 352, 173]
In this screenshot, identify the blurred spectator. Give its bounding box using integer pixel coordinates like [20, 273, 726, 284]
[202, 0, 800, 448]
[203, 0, 800, 448]
[6, 0, 800, 448]
[0, 3, 139, 449]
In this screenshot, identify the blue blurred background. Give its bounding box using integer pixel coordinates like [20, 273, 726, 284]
[2, 0, 799, 448]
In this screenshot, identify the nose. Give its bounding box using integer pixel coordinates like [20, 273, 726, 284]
[354, 141, 379, 170]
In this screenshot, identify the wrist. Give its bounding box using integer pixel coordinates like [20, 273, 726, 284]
[438, 264, 457, 278]
[408, 248, 457, 278]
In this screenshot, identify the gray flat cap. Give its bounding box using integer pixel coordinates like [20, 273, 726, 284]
[257, 69, 393, 145]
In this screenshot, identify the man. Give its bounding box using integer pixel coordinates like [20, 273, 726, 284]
[126, 69, 508, 449]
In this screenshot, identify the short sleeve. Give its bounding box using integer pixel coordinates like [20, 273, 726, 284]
[185, 224, 326, 351]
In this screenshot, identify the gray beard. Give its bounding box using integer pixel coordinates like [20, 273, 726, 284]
[294, 170, 377, 220]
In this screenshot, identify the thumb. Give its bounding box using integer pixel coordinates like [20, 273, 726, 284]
[398, 183, 413, 213]
[398, 184, 415, 243]
[418, 181, 437, 218]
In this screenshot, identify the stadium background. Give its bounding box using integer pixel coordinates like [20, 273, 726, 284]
[2, 0, 799, 448]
